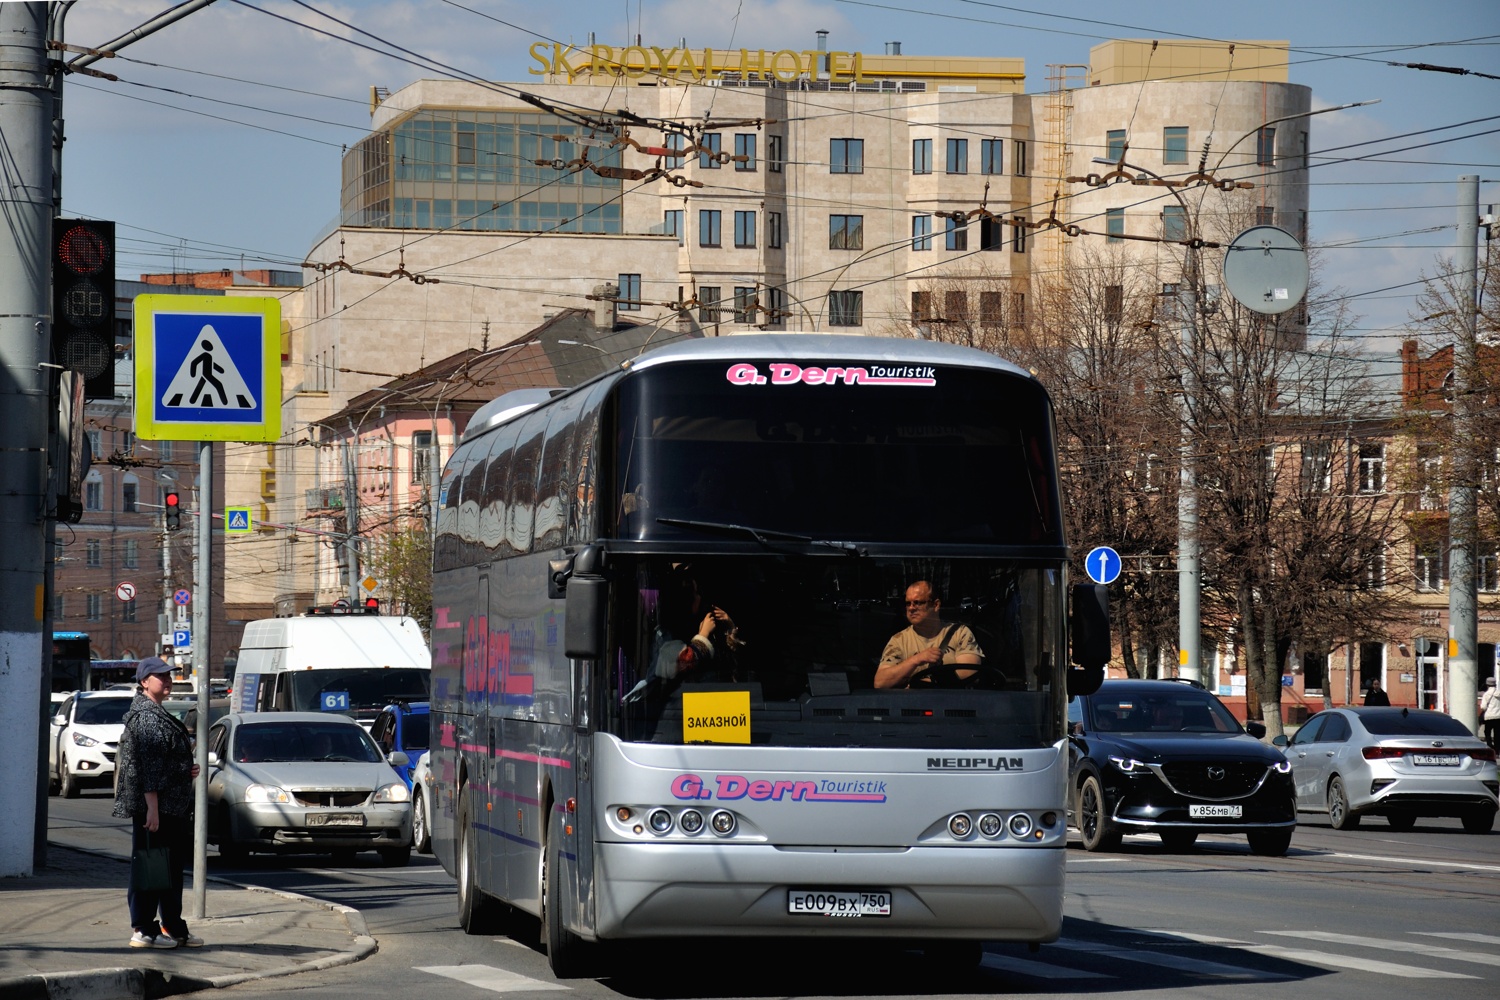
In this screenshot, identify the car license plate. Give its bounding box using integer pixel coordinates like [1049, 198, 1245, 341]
[307, 813, 365, 827]
[1411, 754, 1459, 766]
[788, 890, 891, 917]
[1188, 804, 1243, 818]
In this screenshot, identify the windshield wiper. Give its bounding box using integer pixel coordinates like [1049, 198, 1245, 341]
[656, 518, 865, 554]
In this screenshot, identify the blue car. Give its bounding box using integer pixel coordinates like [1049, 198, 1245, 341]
[370, 701, 429, 789]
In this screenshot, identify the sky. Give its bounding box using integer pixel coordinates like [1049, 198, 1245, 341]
[54, 0, 1500, 366]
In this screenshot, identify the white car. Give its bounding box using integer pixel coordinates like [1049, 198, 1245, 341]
[49, 690, 134, 798]
[410, 750, 434, 854]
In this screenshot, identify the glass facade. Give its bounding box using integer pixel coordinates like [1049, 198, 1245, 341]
[341, 110, 626, 233]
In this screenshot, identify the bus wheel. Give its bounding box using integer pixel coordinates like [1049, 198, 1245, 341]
[542, 811, 591, 978]
[457, 787, 502, 934]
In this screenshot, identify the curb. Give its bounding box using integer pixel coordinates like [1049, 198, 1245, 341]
[0, 843, 378, 999]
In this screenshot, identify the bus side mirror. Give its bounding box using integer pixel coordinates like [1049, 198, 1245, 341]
[1068, 583, 1109, 697]
[564, 545, 606, 659]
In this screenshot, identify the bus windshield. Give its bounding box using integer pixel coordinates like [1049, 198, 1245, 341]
[606, 555, 1065, 750]
[285, 669, 431, 718]
[611, 362, 1060, 544]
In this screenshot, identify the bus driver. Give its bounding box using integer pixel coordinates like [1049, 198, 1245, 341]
[874, 581, 984, 689]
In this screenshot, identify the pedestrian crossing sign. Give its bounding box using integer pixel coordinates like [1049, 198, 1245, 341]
[225, 506, 253, 534]
[133, 295, 282, 442]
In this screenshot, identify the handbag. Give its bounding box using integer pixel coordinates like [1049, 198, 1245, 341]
[131, 831, 172, 892]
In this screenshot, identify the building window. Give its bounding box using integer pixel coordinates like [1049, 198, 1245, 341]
[1480, 545, 1500, 593]
[946, 138, 967, 174]
[830, 138, 863, 174]
[456, 128, 475, 165]
[1415, 539, 1444, 592]
[1104, 285, 1124, 324]
[1105, 129, 1127, 163]
[1013, 140, 1027, 176]
[664, 209, 684, 246]
[733, 211, 756, 249]
[734, 133, 757, 171]
[698, 132, 722, 169]
[1257, 126, 1276, 166]
[1301, 442, 1331, 493]
[1417, 443, 1444, 510]
[122, 481, 137, 513]
[86, 430, 101, 461]
[911, 291, 933, 323]
[733, 287, 758, 324]
[159, 441, 173, 461]
[912, 138, 932, 175]
[1163, 205, 1188, 242]
[616, 273, 641, 311]
[699, 209, 722, 247]
[86, 538, 101, 567]
[980, 139, 1003, 175]
[123, 539, 138, 569]
[122, 599, 138, 623]
[767, 212, 783, 249]
[980, 291, 1003, 327]
[765, 287, 785, 326]
[87, 594, 102, 622]
[830, 214, 863, 250]
[1106, 208, 1125, 243]
[980, 217, 1004, 251]
[698, 287, 721, 324]
[945, 217, 968, 251]
[1011, 291, 1025, 325]
[413, 430, 433, 484]
[911, 214, 932, 251]
[1256, 205, 1275, 227]
[768, 134, 784, 172]
[1012, 217, 1027, 253]
[944, 290, 968, 324]
[1163, 126, 1188, 164]
[827, 290, 863, 327]
[1362, 544, 1386, 590]
[1359, 442, 1385, 494]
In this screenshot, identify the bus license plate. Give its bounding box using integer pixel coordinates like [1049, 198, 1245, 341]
[1411, 754, 1459, 766]
[307, 813, 365, 827]
[788, 890, 891, 917]
[1188, 804, 1242, 818]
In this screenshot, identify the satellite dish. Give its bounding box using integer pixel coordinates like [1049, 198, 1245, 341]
[1222, 225, 1309, 315]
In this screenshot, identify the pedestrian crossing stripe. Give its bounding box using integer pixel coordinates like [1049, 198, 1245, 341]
[162, 324, 256, 409]
[416, 965, 569, 993]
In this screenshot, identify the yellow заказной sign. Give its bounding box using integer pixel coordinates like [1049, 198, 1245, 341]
[530, 43, 866, 84]
[681, 689, 751, 745]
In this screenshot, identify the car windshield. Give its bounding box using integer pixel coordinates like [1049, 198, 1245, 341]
[75, 698, 131, 725]
[1360, 709, 1474, 738]
[234, 723, 383, 763]
[1089, 691, 1240, 734]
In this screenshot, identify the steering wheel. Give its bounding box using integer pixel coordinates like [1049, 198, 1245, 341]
[912, 661, 1009, 690]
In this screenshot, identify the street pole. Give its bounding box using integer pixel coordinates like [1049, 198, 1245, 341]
[1449, 175, 1480, 734]
[190, 442, 212, 917]
[0, 2, 54, 878]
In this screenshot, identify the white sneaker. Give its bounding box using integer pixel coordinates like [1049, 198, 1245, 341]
[151, 934, 179, 949]
[172, 932, 204, 948]
[129, 931, 156, 948]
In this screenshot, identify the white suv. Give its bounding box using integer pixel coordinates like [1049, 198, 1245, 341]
[50, 691, 134, 798]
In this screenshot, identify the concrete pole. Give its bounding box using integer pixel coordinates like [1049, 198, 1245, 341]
[1449, 175, 1480, 735]
[190, 442, 211, 917]
[0, 2, 54, 878]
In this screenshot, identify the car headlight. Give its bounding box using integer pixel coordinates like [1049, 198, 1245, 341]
[373, 782, 410, 803]
[1273, 759, 1292, 774]
[244, 783, 294, 804]
[1109, 755, 1151, 775]
[71, 732, 99, 747]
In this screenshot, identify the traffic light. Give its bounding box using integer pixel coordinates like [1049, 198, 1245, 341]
[164, 491, 181, 531]
[51, 219, 117, 400]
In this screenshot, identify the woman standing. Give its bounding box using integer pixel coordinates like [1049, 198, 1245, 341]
[112, 656, 202, 949]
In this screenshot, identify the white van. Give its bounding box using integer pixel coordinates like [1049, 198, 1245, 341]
[231, 607, 431, 727]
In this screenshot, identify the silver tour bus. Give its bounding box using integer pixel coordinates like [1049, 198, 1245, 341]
[427, 335, 1108, 976]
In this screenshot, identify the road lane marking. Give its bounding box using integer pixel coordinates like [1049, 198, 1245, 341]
[980, 953, 1111, 980]
[1242, 947, 1476, 979]
[1317, 851, 1500, 874]
[417, 965, 570, 992]
[1264, 931, 1500, 968]
[1049, 939, 1288, 980]
[1414, 931, 1500, 946]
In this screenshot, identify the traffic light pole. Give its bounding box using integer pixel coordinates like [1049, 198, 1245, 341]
[190, 442, 211, 918]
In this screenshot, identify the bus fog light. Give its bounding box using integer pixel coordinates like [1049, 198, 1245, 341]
[978, 813, 1003, 838]
[710, 810, 736, 835]
[679, 809, 704, 834]
[948, 813, 973, 838]
[648, 809, 674, 834]
[1008, 813, 1034, 838]
[1040, 811, 1058, 828]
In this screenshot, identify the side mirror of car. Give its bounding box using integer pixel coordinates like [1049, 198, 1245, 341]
[52, 713, 66, 727]
[1270, 734, 1288, 747]
[1245, 720, 1267, 739]
[206, 751, 220, 767]
[388, 751, 410, 768]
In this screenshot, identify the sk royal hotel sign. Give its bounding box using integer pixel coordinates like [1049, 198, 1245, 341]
[529, 42, 870, 84]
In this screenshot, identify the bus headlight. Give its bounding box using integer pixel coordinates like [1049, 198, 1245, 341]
[1008, 813, 1034, 838]
[679, 809, 705, 834]
[978, 813, 1004, 838]
[710, 810, 736, 836]
[647, 809, 674, 834]
[948, 813, 973, 838]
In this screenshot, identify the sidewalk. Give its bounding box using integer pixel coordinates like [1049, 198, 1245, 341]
[0, 844, 375, 1000]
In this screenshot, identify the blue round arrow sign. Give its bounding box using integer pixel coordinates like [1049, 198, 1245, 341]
[1085, 546, 1122, 585]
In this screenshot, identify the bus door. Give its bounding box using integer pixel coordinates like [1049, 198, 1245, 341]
[473, 575, 506, 899]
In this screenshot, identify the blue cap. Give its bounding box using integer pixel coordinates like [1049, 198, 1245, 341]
[135, 656, 172, 684]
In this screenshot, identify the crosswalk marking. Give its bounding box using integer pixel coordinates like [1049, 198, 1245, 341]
[417, 965, 570, 993]
[1245, 947, 1477, 980]
[1265, 930, 1500, 969]
[1049, 938, 1288, 980]
[1414, 931, 1500, 947]
[980, 953, 1110, 979]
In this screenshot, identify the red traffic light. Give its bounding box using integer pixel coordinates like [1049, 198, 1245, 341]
[164, 491, 181, 531]
[364, 597, 380, 611]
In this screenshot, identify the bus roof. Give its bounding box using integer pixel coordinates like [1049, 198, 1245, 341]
[621, 333, 1039, 381]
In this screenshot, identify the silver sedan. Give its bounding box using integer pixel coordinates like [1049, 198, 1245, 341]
[206, 712, 413, 866]
[1275, 707, 1498, 832]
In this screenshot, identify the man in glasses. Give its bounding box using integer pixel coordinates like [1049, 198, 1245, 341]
[873, 580, 984, 689]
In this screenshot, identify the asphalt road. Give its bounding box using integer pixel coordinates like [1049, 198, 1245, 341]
[46, 791, 1500, 1000]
